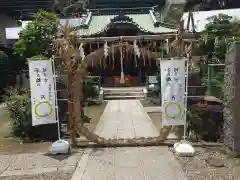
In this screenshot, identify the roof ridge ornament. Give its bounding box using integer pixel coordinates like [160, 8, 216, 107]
[110, 14, 134, 23]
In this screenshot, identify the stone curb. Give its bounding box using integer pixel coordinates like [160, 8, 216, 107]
[71, 149, 92, 180]
[76, 140, 223, 148]
[0, 166, 76, 177]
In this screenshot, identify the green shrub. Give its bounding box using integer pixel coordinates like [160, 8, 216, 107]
[83, 76, 99, 101]
[186, 110, 201, 140]
[5, 88, 31, 137]
[148, 86, 160, 97]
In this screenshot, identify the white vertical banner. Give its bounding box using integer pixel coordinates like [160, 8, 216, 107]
[160, 58, 187, 126]
[29, 60, 57, 126]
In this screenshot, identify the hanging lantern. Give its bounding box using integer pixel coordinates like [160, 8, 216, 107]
[133, 40, 140, 58]
[104, 41, 109, 57]
[79, 43, 85, 60]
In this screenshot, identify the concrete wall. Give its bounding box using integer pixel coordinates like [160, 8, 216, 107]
[0, 14, 18, 45]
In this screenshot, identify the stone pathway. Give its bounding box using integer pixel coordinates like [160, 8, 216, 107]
[94, 100, 159, 139]
[72, 100, 187, 180]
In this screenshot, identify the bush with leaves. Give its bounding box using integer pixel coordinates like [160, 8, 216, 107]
[14, 10, 59, 58]
[186, 110, 201, 140]
[5, 88, 31, 138]
[83, 76, 99, 101]
[199, 14, 240, 98]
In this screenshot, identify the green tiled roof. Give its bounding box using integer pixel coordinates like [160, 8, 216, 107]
[76, 13, 177, 36]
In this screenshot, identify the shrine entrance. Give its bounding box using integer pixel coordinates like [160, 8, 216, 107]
[87, 43, 158, 87]
[53, 19, 196, 147]
[83, 20, 159, 87]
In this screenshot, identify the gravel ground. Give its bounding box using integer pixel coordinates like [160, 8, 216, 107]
[175, 146, 239, 180]
[0, 172, 73, 180]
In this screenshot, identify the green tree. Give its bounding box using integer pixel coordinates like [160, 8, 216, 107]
[200, 14, 240, 63]
[199, 14, 240, 98]
[14, 10, 59, 58]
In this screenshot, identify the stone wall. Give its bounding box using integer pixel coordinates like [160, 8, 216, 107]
[224, 41, 240, 156]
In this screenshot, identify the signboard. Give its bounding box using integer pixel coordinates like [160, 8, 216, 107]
[160, 59, 187, 126]
[148, 76, 158, 84]
[29, 60, 57, 126]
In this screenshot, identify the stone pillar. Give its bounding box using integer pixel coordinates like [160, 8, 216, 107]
[21, 73, 30, 89]
[224, 41, 240, 156]
[15, 74, 20, 89]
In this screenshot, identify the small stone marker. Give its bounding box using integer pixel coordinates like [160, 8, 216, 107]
[173, 140, 195, 157]
[50, 139, 70, 155]
[206, 157, 225, 167]
[233, 166, 240, 180]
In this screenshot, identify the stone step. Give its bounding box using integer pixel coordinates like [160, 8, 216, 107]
[103, 89, 144, 94]
[104, 95, 145, 100]
[104, 91, 144, 96]
[103, 87, 145, 90]
[101, 87, 147, 100]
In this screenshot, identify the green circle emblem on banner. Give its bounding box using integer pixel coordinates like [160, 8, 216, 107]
[164, 102, 182, 119]
[34, 101, 53, 118]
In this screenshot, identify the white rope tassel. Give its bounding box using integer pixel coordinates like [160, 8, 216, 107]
[214, 37, 219, 46]
[120, 45, 124, 80]
[79, 43, 85, 60]
[133, 40, 140, 58]
[112, 42, 115, 69]
[104, 41, 109, 57]
[165, 39, 169, 54]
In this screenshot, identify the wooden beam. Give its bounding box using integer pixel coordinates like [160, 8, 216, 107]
[79, 33, 198, 43]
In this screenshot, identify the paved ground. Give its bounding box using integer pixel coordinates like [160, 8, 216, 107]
[72, 100, 187, 180]
[0, 151, 83, 177]
[0, 100, 186, 179]
[94, 100, 159, 138]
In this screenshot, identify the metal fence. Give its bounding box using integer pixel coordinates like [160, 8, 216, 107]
[206, 63, 225, 99]
[5, 64, 226, 101]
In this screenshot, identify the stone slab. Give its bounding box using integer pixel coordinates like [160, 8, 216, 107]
[94, 100, 159, 139]
[73, 147, 187, 180]
[233, 166, 240, 180]
[144, 106, 162, 113]
[0, 151, 83, 177]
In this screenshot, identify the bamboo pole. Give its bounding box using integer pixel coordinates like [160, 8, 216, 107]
[171, 20, 185, 140]
[159, 20, 185, 141]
